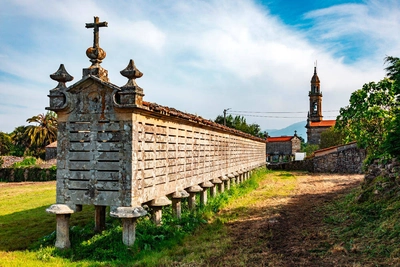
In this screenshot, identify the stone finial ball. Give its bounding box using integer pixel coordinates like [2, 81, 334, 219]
[86, 47, 106, 61]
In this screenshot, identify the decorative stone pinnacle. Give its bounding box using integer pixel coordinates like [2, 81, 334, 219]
[117, 59, 145, 107]
[50, 64, 74, 89]
[85, 16, 108, 67]
[120, 59, 143, 89]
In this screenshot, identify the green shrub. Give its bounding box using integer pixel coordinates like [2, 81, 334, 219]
[12, 157, 37, 168]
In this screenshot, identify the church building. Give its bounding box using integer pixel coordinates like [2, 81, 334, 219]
[305, 66, 336, 145]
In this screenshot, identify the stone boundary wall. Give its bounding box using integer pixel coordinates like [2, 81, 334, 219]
[268, 143, 366, 174]
[364, 158, 400, 185]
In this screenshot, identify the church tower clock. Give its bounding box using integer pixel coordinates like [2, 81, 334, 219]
[308, 66, 323, 122]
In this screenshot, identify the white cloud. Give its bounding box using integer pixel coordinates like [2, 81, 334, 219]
[0, 0, 399, 133]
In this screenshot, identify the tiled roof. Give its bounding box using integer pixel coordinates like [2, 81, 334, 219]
[309, 120, 336, 127]
[142, 101, 267, 143]
[46, 141, 57, 148]
[267, 136, 293, 142]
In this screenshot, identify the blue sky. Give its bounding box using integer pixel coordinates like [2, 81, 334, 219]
[1, 0, 399, 139]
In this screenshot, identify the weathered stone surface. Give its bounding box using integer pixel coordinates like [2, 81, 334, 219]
[110, 206, 147, 218]
[46, 204, 74, 215]
[200, 181, 214, 188]
[187, 185, 203, 193]
[268, 143, 366, 174]
[171, 190, 189, 199]
[150, 196, 172, 207]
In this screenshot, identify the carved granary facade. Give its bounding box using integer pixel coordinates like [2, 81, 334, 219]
[306, 66, 336, 145]
[45, 17, 266, 249]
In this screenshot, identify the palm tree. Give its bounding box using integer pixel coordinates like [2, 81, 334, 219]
[24, 111, 57, 157]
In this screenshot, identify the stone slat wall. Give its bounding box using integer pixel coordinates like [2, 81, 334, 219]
[132, 115, 265, 205]
[55, 107, 266, 209]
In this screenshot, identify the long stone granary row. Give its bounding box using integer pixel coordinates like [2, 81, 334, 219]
[45, 16, 266, 249]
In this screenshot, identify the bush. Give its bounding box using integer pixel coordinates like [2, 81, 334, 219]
[11, 157, 37, 168]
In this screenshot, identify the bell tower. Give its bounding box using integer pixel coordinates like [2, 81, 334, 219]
[308, 65, 323, 122]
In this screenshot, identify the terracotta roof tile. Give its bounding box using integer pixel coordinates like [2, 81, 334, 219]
[46, 141, 57, 148]
[267, 136, 293, 142]
[309, 120, 336, 127]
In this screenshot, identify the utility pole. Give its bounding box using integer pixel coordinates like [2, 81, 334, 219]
[223, 108, 231, 126]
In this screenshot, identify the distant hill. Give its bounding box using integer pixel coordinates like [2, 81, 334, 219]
[265, 121, 307, 141]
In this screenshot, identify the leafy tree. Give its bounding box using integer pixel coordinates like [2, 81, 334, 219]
[319, 127, 344, 149]
[215, 114, 264, 138]
[10, 126, 29, 156]
[24, 111, 58, 158]
[301, 143, 319, 157]
[384, 56, 400, 91]
[335, 78, 397, 161]
[383, 56, 400, 157]
[0, 132, 12, 155]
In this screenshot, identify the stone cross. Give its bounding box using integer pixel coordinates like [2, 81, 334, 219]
[85, 16, 108, 48]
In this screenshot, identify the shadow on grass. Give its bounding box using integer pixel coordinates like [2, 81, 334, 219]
[0, 205, 94, 251]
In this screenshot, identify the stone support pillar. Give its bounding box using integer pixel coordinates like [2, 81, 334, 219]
[238, 171, 244, 183]
[220, 175, 228, 192]
[211, 178, 222, 197]
[149, 197, 172, 226]
[110, 206, 147, 246]
[200, 181, 214, 205]
[187, 185, 203, 210]
[95, 205, 106, 233]
[228, 173, 235, 186]
[234, 172, 240, 183]
[171, 190, 189, 219]
[46, 204, 74, 249]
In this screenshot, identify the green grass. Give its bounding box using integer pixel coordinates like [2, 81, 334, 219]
[7, 170, 400, 266]
[0, 182, 95, 251]
[322, 174, 400, 265]
[0, 168, 277, 266]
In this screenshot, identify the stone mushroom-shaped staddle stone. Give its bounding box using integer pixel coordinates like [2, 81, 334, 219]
[221, 175, 230, 191]
[234, 172, 240, 184]
[210, 178, 222, 197]
[46, 204, 74, 249]
[171, 190, 189, 219]
[228, 173, 236, 185]
[47, 64, 73, 110]
[238, 171, 244, 183]
[187, 185, 203, 210]
[200, 181, 214, 205]
[110, 207, 147, 246]
[118, 59, 144, 107]
[245, 168, 251, 180]
[219, 175, 228, 192]
[150, 197, 172, 226]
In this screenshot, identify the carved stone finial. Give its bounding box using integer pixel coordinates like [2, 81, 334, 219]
[120, 59, 143, 88]
[47, 64, 73, 111]
[85, 16, 108, 66]
[83, 16, 109, 82]
[117, 59, 144, 107]
[50, 64, 74, 89]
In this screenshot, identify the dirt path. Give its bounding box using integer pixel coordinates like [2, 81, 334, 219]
[210, 172, 364, 267]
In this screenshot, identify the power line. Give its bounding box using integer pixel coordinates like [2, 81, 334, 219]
[229, 110, 339, 114]
[226, 112, 338, 119]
